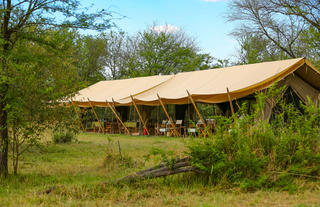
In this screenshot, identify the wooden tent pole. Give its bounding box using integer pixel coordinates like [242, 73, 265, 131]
[112, 98, 122, 134]
[106, 100, 130, 135]
[186, 90, 207, 129]
[75, 106, 85, 131]
[226, 87, 235, 116]
[130, 95, 150, 136]
[112, 98, 130, 135]
[87, 98, 104, 133]
[157, 94, 180, 137]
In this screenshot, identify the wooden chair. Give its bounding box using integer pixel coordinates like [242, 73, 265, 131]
[125, 121, 138, 134]
[167, 120, 177, 136]
[84, 121, 93, 132]
[92, 121, 101, 133]
[206, 118, 215, 134]
[187, 123, 197, 137]
[154, 123, 160, 136]
[104, 121, 112, 134]
[175, 120, 184, 137]
[196, 120, 208, 137]
[159, 120, 168, 136]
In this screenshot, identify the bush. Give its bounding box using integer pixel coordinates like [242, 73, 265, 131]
[186, 89, 320, 191]
[52, 131, 76, 143]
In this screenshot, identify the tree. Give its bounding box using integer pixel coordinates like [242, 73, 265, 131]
[102, 31, 127, 80]
[123, 27, 213, 77]
[75, 35, 107, 85]
[7, 29, 81, 174]
[0, 0, 113, 176]
[233, 31, 287, 64]
[228, 0, 320, 66]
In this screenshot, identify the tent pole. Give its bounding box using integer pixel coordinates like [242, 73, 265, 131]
[87, 98, 104, 133]
[186, 90, 207, 136]
[157, 94, 180, 137]
[130, 95, 150, 136]
[112, 98, 123, 134]
[226, 87, 235, 116]
[186, 90, 207, 128]
[106, 100, 130, 135]
[75, 106, 85, 131]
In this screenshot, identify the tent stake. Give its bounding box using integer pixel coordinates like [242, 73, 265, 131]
[157, 94, 180, 137]
[186, 90, 208, 137]
[226, 88, 235, 116]
[130, 95, 150, 136]
[75, 106, 85, 131]
[106, 100, 130, 135]
[87, 98, 104, 133]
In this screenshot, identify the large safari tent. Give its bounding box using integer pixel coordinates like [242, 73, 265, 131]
[70, 58, 320, 136]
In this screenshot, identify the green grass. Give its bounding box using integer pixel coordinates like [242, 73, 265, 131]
[0, 133, 319, 207]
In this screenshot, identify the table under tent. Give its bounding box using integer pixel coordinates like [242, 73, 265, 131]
[70, 58, 320, 137]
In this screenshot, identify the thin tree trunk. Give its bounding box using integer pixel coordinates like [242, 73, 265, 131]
[0, 0, 12, 177]
[13, 127, 19, 175]
[0, 102, 9, 177]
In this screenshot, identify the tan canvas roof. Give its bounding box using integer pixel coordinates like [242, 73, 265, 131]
[71, 58, 320, 107]
[72, 75, 173, 107]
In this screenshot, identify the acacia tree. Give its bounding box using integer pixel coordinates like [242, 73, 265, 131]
[102, 31, 127, 80]
[100, 27, 213, 79]
[75, 35, 107, 85]
[228, 0, 320, 66]
[128, 28, 212, 76]
[233, 31, 288, 64]
[0, 0, 113, 177]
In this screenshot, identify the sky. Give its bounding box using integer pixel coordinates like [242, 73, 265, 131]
[87, 0, 239, 60]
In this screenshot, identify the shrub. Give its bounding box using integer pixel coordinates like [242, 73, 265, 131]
[186, 89, 320, 191]
[52, 131, 76, 144]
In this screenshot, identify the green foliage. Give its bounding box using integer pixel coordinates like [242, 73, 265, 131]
[0, 0, 114, 176]
[186, 88, 320, 191]
[234, 32, 289, 64]
[53, 131, 77, 144]
[101, 26, 214, 79]
[75, 35, 108, 85]
[148, 147, 178, 169]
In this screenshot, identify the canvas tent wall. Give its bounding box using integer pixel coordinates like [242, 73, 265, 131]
[71, 57, 320, 110]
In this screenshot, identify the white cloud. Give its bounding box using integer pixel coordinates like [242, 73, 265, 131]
[150, 24, 180, 33]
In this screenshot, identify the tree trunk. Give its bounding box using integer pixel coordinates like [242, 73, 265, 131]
[0, 101, 9, 177]
[0, 47, 10, 177]
[0, 0, 12, 178]
[12, 127, 19, 175]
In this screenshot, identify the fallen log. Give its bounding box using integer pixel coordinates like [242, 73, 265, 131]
[41, 157, 196, 194]
[114, 157, 197, 183]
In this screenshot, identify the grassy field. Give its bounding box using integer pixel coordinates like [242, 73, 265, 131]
[0, 133, 319, 207]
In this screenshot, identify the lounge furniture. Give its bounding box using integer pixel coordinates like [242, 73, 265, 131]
[206, 118, 215, 134]
[154, 123, 160, 136]
[92, 121, 101, 133]
[104, 121, 112, 134]
[125, 121, 139, 134]
[187, 123, 197, 136]
[196, 120, 206, 137]
[175, 120, 185, 137]
[159, 120, 168, 136]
